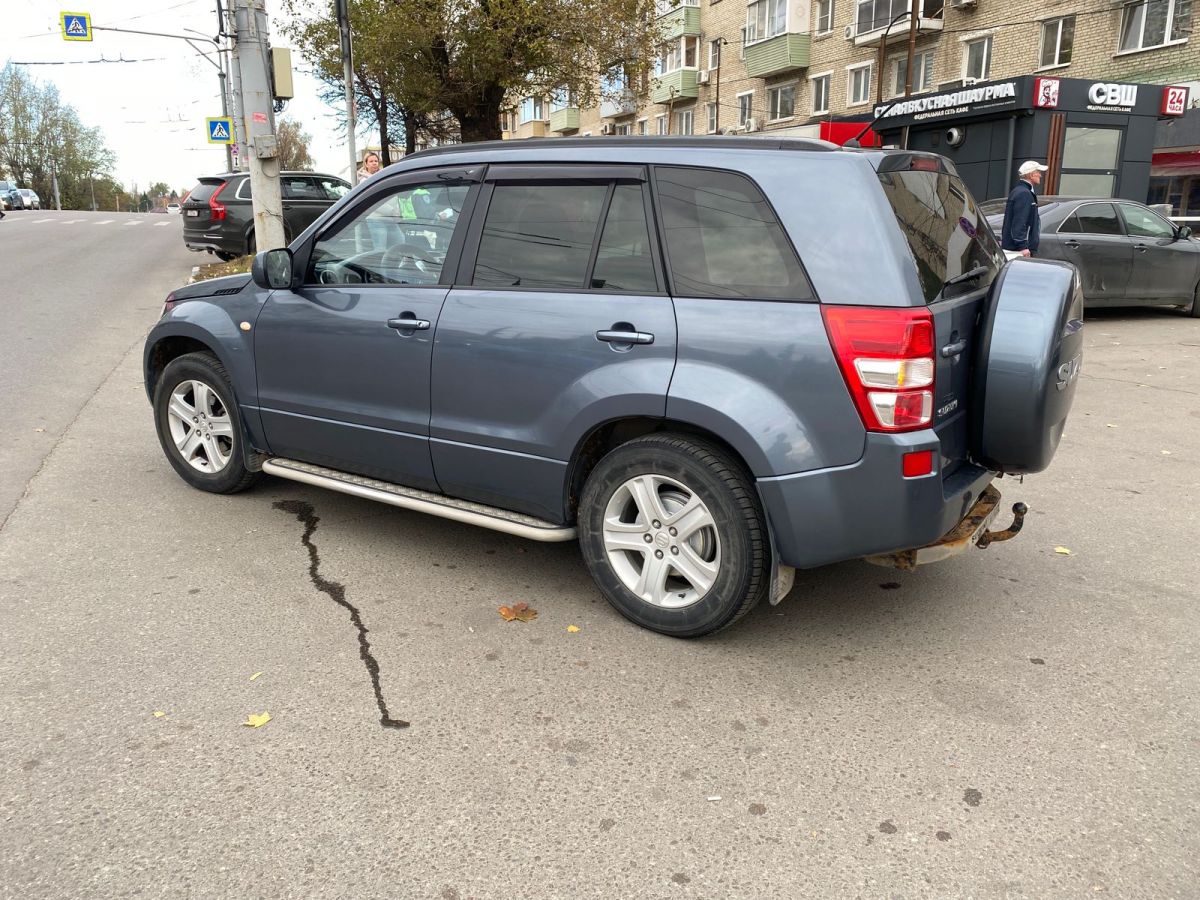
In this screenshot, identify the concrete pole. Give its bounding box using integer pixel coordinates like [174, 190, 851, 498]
[51, 162, 61, 211]
[336, 0, 358, 185]
[226, 4, 249, 171]
[234, 0, 285, 253]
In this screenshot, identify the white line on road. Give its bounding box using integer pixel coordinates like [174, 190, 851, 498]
[35, 218, 54, 223]
[154, 221, 170, 227]
[62, 219, 84, 224]
[124, 220, 143, 226]
[94, 219, 115, 225]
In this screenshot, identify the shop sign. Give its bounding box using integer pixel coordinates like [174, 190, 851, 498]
[1087, 82, 1138, 112]
[874, 81, 1018, 122]
[1033, 78, 1060, 109]
[1161, 85, 1190, 117]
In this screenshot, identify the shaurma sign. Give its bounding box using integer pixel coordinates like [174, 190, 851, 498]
[874, 82, 1018, 122]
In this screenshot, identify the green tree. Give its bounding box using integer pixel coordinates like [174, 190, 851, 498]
[276, 118, 315, 170]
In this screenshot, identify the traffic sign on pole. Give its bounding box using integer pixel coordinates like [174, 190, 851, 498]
[206, 117, 235, 144]
[60, 11, 92, 41]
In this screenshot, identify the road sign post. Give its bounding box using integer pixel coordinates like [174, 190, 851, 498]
[60, 11, 92, 41]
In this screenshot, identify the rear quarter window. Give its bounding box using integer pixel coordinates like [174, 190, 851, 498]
[876, 166, 1002, 303]
[187, 182, 220, 204]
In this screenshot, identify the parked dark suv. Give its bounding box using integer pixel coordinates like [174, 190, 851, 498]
[146, 138, 1082, 637]
[182, 171, 350, 260]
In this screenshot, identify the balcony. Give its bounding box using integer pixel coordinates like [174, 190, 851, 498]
[600, 90, 638, 118]
[650, 69, 699, 104]
[660, 5, 702, 39]
[852, 0, 943, 47]
[744, 33, 812, 78]
[549, 107, 580, 133]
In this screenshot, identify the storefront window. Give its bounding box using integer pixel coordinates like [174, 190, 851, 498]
[1119, 0, 1192, 52]
[1059, 174, 1116, 197]
[1064, 127, 1121, 170]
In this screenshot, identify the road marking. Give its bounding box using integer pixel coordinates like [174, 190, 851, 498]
[154, 221, 170, 227]
[125, 220, 143, 225]
[94, 219, 115, 225]
[62, 219, 84, 224]
[34, 218, 54, 223]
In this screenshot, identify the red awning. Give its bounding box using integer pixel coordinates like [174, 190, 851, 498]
[1151, 151, 1200, 176]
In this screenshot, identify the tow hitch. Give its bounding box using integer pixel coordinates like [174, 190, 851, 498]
[865, 486, 1028, 571]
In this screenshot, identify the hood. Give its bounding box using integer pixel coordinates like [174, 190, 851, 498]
[170, 273, 253, 301]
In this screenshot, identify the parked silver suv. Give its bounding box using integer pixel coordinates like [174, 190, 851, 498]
[145, 138, 1082, 637]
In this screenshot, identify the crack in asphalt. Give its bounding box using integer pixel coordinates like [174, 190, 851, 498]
[274, 499, 409, 730]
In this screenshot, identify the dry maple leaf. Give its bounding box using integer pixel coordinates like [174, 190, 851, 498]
[243, 712, 272, 728]
[498, 602, 538, 623]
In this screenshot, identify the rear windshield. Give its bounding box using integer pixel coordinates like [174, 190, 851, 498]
[877, 167, 1002, 303]
[187, 181, 221, 203]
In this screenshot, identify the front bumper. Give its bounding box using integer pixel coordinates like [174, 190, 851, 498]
[757, 432, 997, 570]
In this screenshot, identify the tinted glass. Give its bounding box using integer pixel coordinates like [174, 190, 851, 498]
[313, 177, 350, 201]
[1063, 127, 1121, 169]
[307, 183, 470, 286]
[1119, 203, 1174, 239]
[1059, 212, 1083, 234]
[591, 185, 658, 292]
[474, 183, 607, 288]
[1075, 203, 1122, 235]
[655, 167, 811, 300]
[282, 177, 321, 200]
[876, 169, 1001, 303]
[187, 182, 220, 203]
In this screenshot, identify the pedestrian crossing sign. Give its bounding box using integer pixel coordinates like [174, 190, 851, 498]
[61, 11, 92, 41]
[206, 117, 235, 145]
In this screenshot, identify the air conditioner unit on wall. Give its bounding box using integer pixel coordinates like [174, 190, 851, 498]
[949, 0, 976, 8]
[600, 123, 615, 135]
[962, 77, 979, 86]
[745, 118, 759, 132]
[844, 24, 855, 40]
[698, 70, 710, 85]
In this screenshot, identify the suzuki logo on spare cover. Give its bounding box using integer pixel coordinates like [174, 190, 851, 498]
[1088, 82, 1137, 108]
[1161, 85, 1190, 117]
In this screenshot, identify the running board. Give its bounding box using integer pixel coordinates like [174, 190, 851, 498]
[262, 458, 577, 543]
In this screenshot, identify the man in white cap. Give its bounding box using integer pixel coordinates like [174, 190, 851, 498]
[1001, 160, 1049, 257]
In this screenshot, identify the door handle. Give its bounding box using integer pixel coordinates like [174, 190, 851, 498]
[1134, 243, 1149, 253]
[387, 315, 431, 331]
[1063, 239, 1080, 249]
[941, 339, 968, 358]
[596, 329, 654, 345]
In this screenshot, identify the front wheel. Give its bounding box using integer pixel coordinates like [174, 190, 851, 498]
[153, 352, 260, 494]
[578, 434, 769, 638]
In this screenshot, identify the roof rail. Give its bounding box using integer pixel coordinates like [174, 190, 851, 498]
[403, 135, 840, 161]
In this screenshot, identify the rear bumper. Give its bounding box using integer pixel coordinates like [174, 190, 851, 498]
[758, 432, 996, 569]
[183, 227, 239, 255]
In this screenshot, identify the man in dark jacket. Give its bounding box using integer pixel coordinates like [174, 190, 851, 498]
[1001, 160, 1048, 257]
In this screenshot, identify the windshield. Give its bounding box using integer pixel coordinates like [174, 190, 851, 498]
[876, 168, 1003, 303]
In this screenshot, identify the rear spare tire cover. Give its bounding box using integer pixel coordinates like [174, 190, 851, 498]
[971, 258, 1083, 474]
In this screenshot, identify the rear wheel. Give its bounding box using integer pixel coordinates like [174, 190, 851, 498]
[1191, 280, 1200, 318]
[578, 434, 769, 638]
[153, 352, 260, 494]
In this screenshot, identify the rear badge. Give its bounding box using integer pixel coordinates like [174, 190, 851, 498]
[937, 398, 959, 418]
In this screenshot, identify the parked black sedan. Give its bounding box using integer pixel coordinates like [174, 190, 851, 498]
[982, 197, 1199, 315]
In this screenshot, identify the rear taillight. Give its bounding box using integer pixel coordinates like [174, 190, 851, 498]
[822, 305, 935, 432]
[208, 182, 228, 221]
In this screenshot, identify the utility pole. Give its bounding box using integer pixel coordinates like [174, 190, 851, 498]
[335, 0, 358, 185]
[903, 0, 920, 96]
[51, 160, 62, 211]
[226, 5, 249, 171]
[233, 0, 285, 252]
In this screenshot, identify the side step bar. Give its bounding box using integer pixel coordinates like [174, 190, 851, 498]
[262, 458, 577, 543]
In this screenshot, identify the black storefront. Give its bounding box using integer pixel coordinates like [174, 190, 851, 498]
[866, 75, 1189, 205]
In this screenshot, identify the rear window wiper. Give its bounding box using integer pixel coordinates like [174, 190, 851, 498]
[943, 266, 991, 289]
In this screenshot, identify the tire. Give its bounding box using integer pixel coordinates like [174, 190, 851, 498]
[578, 433, 769, 638]
[246, 232, 256, 257]
[153, 352, 260, 494]
[214, 251, 237, 262]
[1190, 281, 1200, 318]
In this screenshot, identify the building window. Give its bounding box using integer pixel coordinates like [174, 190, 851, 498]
[739, 26, 747, 59]
[637, 118, 648, 135]
[847, 63, 873, 106]
[656, 0, 700, 13]
[1040, 16, 1075, 67]
[657, 35, 701, 74]
[656, 113, 669, 135]
[963, 36, 992, 80]
[856, 0, 915, 36]
[615, 123, 632, 136]
[677, 108, 695, 135]
[1118, 0, 1191, 52]
[891, 50, 933, 95]
[768, 84, 795, 120]
[707, 102, 719, 133]
[816, 0, 835, 33]
[519, 97, 546, 123]
[549, 88, 576, 112]
[737, 91, 754, 126]
[812, 73, 831, 114]
[709, 39, 722, 69]
[746, 0, 787, 44]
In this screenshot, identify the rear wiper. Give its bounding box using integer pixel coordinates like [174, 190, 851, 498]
[943, 266, 990, 289]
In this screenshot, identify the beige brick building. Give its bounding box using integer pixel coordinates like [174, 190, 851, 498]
[500, 0, 1197, 141]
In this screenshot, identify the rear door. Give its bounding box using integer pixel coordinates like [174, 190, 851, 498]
[1117, 202, 1199, 302]
[1050, 203, 1132, 302]
[429, 165, 676, 523]
[280, 176, 330, 239]
[875, 156, 1004, 474]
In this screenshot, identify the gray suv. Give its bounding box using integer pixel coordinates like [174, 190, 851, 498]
[145, 138, 1082, 637]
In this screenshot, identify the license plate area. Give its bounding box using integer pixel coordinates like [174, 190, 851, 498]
[186, 209, 199, 217]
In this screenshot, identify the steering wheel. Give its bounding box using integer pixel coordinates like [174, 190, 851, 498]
[380, 243, 439, 280]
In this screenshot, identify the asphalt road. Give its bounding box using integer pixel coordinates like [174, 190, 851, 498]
[0, 209, 196, 527]
[0, 231, 1196, 897]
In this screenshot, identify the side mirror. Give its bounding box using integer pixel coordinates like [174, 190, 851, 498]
[251, 248, 293, 290]
[1177, 224, 1192, 240]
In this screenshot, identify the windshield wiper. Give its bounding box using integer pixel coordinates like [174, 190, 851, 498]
[943, 266, 990, 289]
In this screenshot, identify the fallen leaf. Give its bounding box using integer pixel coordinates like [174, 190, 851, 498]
[249, 672, 263, 681]
[1105, 423, 1117, 428]
[706, 796, 721, 802]
[1054, 547, 1072, 555]
[152, 711, 166, 718]
[34, 427, 45, 433]
[498, 602, 537, 623]
[1161, 450, 1172, 456]
[243, 712, 271, 728]
[567, 625, 580, 633]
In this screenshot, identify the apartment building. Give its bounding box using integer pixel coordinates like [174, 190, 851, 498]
[501, 0, 1194, 137]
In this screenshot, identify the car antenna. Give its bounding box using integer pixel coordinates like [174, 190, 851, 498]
[843, 96, 904, 148]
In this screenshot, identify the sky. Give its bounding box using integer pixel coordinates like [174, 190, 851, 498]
[8, 0, 368, 193]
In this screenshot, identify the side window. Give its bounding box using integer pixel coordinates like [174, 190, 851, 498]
[1119, 203, 1174, 239]
[1075, 203, 1122, 236]
[590, 184, 658, 292]
[282, 177, 320, 201]
[1059, 212, 1083, 234]
[654, 167, 811, 300]
[473, 183, 608, 288]
[314, 177, 350, 201]
[307, 182, 471, 286]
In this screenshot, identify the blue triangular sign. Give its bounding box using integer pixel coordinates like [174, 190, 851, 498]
[66, 17, 86, 35]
